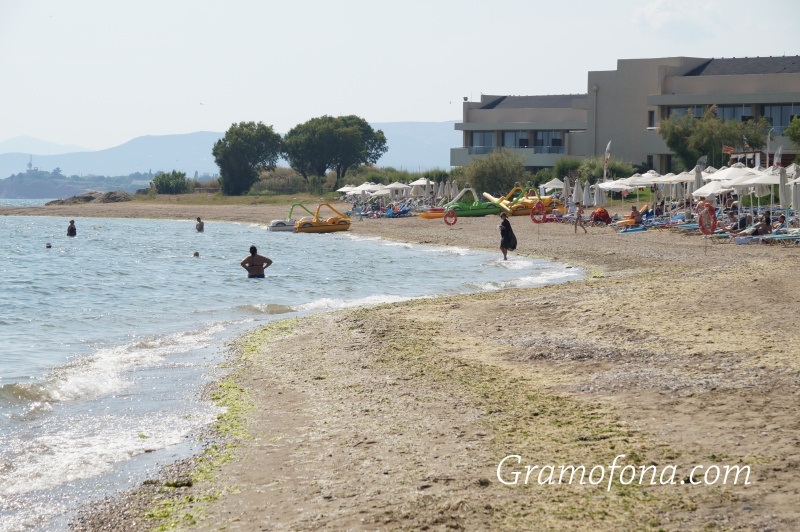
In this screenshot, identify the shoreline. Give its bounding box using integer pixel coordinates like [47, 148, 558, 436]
[6, 202, 800, 529]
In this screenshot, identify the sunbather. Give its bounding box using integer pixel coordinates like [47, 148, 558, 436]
[590, 207, 612, 226]
[629, 205, 643, 224]
[732, 211, 771, 236]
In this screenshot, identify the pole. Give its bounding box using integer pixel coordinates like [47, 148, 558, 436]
[766, 127, 775, 168]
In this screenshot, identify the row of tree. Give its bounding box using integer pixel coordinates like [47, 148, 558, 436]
[210, 116, 387, 195]
[177, 109, 800, 198]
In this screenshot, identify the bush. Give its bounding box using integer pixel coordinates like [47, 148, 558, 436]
[151, 170, 189, 194]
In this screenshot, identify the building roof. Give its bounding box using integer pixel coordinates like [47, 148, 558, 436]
[685, 56, 800, 76]
[479, 94, 585, 110]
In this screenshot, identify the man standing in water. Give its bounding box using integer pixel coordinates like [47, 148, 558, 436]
[67, 220, 77, 237]
[196, 217, 205, 232]
[241, 245, 273, 278]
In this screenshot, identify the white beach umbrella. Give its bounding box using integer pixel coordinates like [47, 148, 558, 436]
[779, 167, 788, 208]
[692, 180, 733, 198]
[336, 185, 355, 193]
[410, 184, 422, 197]
[542, 177, 565, 192]
[408, 177, 430, 186]
[705, 163, 748, 182]
[792, 183, 800, 210]
[572, 180, 583, 205]
[594, 185, 606, 206]
[693, 165, 704, 192]
[562, 176, 571, 198]
[582, 182, 593, 206]
[785, 162, 799, 179]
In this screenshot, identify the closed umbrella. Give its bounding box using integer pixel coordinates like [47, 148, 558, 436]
[594, 185, 606, 206]
[779, 167, 788, 208]
[693, 165, 703, 192]
[451, 180, 459, 198]
[572, 180, 583, 207]
[583, 182, 593, 206]
[792, 182, 800, 211]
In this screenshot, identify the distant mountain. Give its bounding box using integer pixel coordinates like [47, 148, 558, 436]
[0, 132, 223, 180]
[0, 136, 90, 156]
[0, 122, 459, 197]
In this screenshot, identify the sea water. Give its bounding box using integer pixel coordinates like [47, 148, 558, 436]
[0, 215, 582, 530]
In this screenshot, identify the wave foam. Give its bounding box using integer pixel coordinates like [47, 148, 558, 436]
[297, 294, 411, 312]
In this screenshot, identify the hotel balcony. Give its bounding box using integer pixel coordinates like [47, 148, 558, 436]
[450, 146, 567, 168]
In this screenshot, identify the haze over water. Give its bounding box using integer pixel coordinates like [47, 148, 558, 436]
[0, 213, 582, 530]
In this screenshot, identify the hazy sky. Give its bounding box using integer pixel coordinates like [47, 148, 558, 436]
[1, 0, 795, 150]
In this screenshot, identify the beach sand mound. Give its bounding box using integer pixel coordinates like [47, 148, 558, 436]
[46, 191, 134, 205]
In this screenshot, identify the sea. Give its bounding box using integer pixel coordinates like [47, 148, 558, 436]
[0, 199, 583, 531]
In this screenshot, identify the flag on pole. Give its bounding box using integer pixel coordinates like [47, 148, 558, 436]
[774, 146, 783, 167]
[722, 144, 734, 155]
[603, 140, 611, 179]
[742, 134, 750, 149]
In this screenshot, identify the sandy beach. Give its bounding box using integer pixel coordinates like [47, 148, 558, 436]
[4, 200, 800, 530]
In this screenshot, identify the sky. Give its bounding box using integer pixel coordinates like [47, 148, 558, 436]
[1, 0, 796, 150]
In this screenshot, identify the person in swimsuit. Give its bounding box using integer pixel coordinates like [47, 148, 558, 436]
[67, 220, 77, 237]
[498, 212, 516, 260]
[574, 202, 587, 233]
[196, 217, 205, 232]
[241, 245, 272, 278]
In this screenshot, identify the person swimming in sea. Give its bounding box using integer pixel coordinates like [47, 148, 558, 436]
[241, 245, 272, 278]
[67, 220, 77, 237]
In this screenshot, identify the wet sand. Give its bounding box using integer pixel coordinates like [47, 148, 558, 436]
[4, 201, 799, 530]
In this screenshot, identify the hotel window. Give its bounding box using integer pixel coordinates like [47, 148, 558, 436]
[648, 110, 655, 128]
[503, 131, 529, 148]
[472, 131, 494, 147]
[717, 105, 750, 122]
[533, 131, 563, 154]
[667, 106, 702, 118]
[763, 104, 798, 133]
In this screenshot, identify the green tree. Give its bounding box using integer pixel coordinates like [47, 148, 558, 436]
[151, 170, 189, 194]
[658, 110, 702, 170]
[212, 121, 283, 195]
[785, 116, 800, 150]
[330, 115, 387, 185]
[462, 148, 527, 195]
[282, 115, 387, 191]
[659, 106, 771, 170]
[552, 158, 581, 180]
[283, 116, 338, 184]
[577, 156, 635, 183]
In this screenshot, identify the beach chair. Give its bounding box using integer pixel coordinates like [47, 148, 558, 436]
[612, 204, 648, 230]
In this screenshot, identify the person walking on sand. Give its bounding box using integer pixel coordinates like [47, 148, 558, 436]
[195, 217, 204, 232]
[498, 212, 517, 260]
[574, 202, 587, 234]
[241, 245, 273, 278]
[66, 220, 77, 237]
